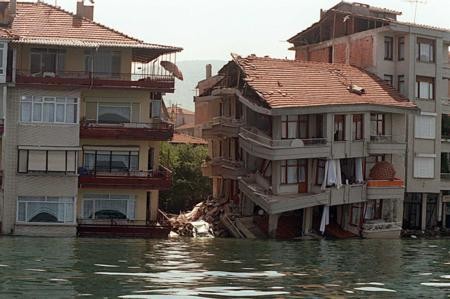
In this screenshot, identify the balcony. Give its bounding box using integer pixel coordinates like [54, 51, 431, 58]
[15, 70, 175, 92]
[202, 116, 243, 138]
[80, 121, 174, 141]
[367, 179, 405, 200]
[78, 166, 172, 190]
[368, 135, 406, 155]
[239, 127, 330, 160]
[201, 157, 246, 179]
[77, 219, 171, 238]
[238, 174, 330, 214]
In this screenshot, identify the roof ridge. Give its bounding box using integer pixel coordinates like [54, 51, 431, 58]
[235, 54, 358, 68]
[25, 1, 142, 43]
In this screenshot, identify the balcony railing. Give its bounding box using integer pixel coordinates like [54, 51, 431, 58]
[15, 70, 175, 91]
[370, 135, 404, 143]
[240, 127, 327, 148]
[80, 121, 174, 141]
[78, 166, 172, 190]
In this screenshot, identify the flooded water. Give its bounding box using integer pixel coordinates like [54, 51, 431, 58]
[0, 237, 450, 298]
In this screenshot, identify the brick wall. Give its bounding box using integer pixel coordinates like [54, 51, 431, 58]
[334, 43, 347, 64]
[349, 36, 374, 68]
[309, 47, 331, 63]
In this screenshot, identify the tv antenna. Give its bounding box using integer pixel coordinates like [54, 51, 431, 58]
[405, 0, 427, 23]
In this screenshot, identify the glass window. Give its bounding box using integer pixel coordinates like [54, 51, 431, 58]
[20, 96, 78, 124]
[371, 113, 385, 136]
[398, 75, 405, 95]
[398, 37, 405, 61]
[415, 76, 434, 100]
[84, 150, 139, 173]
[352, 114, 363, 140]
[414, 157, 435, 178]
[316, 159, 326, 185]
[383, 74, 393, 87]
[18, 149, 78, 173]
[417, 38, 435, 62]
[98, 104, 131, 123]
[30, 48, 66, 76]
[17, 196, 75, 224]
[82, 194, 135, 220]
[384, 36, 393, 60]
[84, 49, 121, 77]
[334, 115, 345, 141]
[150, 100, 161, 118]
[415, 114, 436, 139]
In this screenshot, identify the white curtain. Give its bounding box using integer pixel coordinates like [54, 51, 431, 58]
[355, 158, 364, 184]
[320, 205, 330, 234]
[321, 159, 342, 190]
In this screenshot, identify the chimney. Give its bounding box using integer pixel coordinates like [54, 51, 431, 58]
[76, 0, 94, 21]
[9, 0, 16, 18]
[205, 64, 212, 79]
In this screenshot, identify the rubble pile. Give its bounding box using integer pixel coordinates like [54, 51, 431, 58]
[168, 197, 231, 237]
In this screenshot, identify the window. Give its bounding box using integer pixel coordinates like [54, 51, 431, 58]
[383, 74, 393, 87]
[350, 203, 363, 226]
[365, 199, 383, 220]
[150, 100, 161, 118]
[280, 159, 306, 184]
[83, 150, 139, 173]
[384, 36, 393, 60]
[30, 48, 65, 76]
[17, 197, 74, 223]
[398, 75, 405, 95]
[0, 42, 7, 83]
[18, 149, 77, 174]
[20, 96, 78, 124]
[398, 37, 405, 61]
[316, 159, 326, 185]
[84, 49, 121, 77]
[417, 38, 435, 62]
[415, 76, 434, 100]
[414, 156, 435, 178]
[415, 114, 436, 139]
[334, 115, 345, 141]
[281, 115, 297, 139]
[82, 194, 135, 220]
[370, 113, 385, 136]
[352, 114, 363, 140]
[86, 102, 139, 123]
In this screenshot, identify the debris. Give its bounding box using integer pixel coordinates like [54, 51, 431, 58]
[168, 197, 232, 238]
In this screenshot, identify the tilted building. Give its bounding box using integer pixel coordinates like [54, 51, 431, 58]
[0, 0, 182, 237]
[288, 1, 450, 232]
[198, 54, 417, 238]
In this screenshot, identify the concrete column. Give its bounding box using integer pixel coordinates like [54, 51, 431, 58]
[303, 208, 312, 235]
[271, 160, 280, 195]
[438, 193, 443, 224]
[268, 213, 280, 238]
[326, 113, 334, 143]
[421, 193, 428, 231]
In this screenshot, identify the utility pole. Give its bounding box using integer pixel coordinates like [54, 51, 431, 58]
[405, 0, 427, 24]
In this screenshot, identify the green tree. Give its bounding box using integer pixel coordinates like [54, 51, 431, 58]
[159, 142, 211, 213]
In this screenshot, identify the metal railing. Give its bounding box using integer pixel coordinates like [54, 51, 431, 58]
[239, 127, 327, 148]
[81, 120, 174, 130]
[16, 70, 174, 82]
[79, 165, 172, 179]
[370, 135, 405, 143]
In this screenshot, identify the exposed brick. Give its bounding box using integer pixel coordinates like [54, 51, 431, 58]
[349, 36, 374, 68]
[295, 49, 308, 61]
[309, 47, 331, 63]
[334, 43, 347, 64]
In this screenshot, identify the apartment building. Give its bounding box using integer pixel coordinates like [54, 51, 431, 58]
[0, 1, 182, 237]
[198, 54, 416, 239]
[288, 1, 450, 232]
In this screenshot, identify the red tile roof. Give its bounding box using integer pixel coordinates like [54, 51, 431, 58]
[6, 2, 181, 52]
[232, 55, 416, 110]
[170, 133, 207, 145]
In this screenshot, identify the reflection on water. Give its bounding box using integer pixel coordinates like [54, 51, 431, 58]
[0, 237, 450, 298]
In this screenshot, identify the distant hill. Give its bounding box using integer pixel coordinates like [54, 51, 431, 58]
[164, 60, 226, 110]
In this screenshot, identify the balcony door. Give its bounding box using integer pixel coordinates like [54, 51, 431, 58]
[298, 159, 308, 194]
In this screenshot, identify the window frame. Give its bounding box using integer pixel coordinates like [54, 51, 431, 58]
[398, 36, 405, 61]
[384, 36, 394, 61]
[415, 76, 435, 100]
[83, 150, 139, 174]
[280, 159, 307, 185]
[17, 149, 78, 174]
[352, 114, 364, 141]
[370, 113, 385, 136]
[413, 156, 435, 179]
[398, 75, 405, 95]
[383, 74, 393, 87]
[334, 114, 346, 141]
[17, 196, 75, 224]
[20, 96, 79, 124]
[416, 38, 435, 63]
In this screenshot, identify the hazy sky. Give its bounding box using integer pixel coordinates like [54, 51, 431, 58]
[40, 0, 449, 61]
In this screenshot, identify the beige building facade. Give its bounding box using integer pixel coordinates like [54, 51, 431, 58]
[0, 1, 181, 237]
